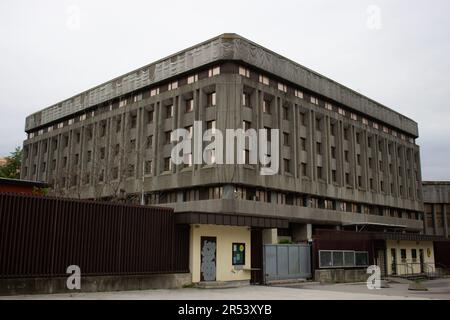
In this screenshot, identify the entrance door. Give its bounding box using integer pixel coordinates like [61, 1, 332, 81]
[391, 249, 397, 275]
[251, 229, 263, 284]
[419, 249, 424, 273]
[200, 237, 216, 282]
[376, 249, 387, 277]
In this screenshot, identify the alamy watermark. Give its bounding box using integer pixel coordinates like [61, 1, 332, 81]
[366, 265, 381, 290]
[66, 265, 81, 290]
[170, 121, 280, 176]
[366, 5, 382, 30]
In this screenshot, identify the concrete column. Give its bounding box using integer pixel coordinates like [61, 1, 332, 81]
[292, 223, 312, 242]
[432, 204, 438, 235]
[262, 229, 278, 245]
[443, 204, 449, 238]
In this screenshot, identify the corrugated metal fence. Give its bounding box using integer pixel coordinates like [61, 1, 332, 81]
[0, 193, 189, 279]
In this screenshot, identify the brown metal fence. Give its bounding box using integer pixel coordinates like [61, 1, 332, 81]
[0, 193, 189, 279]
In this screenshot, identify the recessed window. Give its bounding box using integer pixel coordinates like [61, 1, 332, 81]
[133, 93, 142, 102]
[208, 66, 220, 77]
[206, 120, 216, 133]
[301, 138, 307, 151]
[278, 83, 287, 93]
[283, 106, 289, 120]
[185, 99, 194, 113]
[242, 92, 251, 108]
[168, 81, 178, 91]
[310, 96, 319, 105]
[338, 108, 345, 116]
[166, 105, 174, 118]
[243, 120, 251, 131]
[284, 159, 291, 173]
[187, 74, 198, 84]
[263, 100, 271, 114]
[351, 113, 357, 121]
[259, 75, 269, 85]
[239, 66, 250, 78]
[164, 157, 172, 172]
[295, 90, 303, 99]
[325, 102, 333, 111]
[207, 92, 216, 107]
[283, 132, 290, 146]
[165, 131, 172, 144]
[150, 88, 160, 96]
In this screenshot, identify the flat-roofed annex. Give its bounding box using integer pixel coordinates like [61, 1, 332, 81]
[25, 33, 418, 137]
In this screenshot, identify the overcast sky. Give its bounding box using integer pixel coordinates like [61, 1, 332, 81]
[0, 0, 449, 180]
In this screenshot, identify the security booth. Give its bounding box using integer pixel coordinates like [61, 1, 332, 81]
[175, 212, 288, 285]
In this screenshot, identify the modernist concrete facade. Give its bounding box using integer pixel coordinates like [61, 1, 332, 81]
[423, 181, 450, 238]
[21, 34, 428, 282]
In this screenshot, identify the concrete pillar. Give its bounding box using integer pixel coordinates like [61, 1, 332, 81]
[442, 204, 448, 238]
[432, 204, 438, 236]
[292, 223, 312, 242]
[262, 229, 278, 244]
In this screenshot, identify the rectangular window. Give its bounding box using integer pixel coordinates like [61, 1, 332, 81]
[232, 243, 246, 266]
[165, 131, 172, 144]
[150, 88, 159, 96]
[295, 90, 303, 99]
[243, 120, 251, 131]
[207, 92, 216, 107]
[206, 120, 216, 133]
[208, 66, 220, 77]
[147, 110, 154, 123]
[283, 106, 289, 120]
[168, 81, 178, 91]
[310, 96, 319, 105]
[338, 108, 346, 116]
[145, 160, 153, 175]
[185, 99, 194, 113]
[187, 74, 198, 84]
[301, 138, 307, 151]
[283, 132, 289, 146]
[284, 159, 290, 173]
[239, 66, 250, 78]
[351, 113, 357, 121]
[164, 157, 172, 172]
[166, 105, 174, 118]
[259, 75, 269, 85]
[278, 83, 287, 93]
[133, 93, 142, 102]
[263, 100, 271, 114]
[242, 92, 251, 108]
[325, 102, 333, 111]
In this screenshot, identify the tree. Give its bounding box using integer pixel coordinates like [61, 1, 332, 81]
[0, 147, 22, 179]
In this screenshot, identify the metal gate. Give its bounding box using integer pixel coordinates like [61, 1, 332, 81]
[264, 244, 311, 283]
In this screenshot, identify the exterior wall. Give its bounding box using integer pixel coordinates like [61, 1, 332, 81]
[423, 182, 450, 237]
[189, 224, 251, 283]
[385, 240, 435, 275]
[21, 35, 424, 234]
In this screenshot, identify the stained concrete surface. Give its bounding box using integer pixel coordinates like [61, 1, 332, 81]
[0, 283, 440, 300]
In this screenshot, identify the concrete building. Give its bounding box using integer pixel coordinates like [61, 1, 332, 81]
[423, 181, 450, 238]
[21, 34, 429, 283]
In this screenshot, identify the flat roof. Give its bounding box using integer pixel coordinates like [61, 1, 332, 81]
[25, 33, 419, 137]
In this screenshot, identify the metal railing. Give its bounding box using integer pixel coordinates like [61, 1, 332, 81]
[392, 262, 441, 279]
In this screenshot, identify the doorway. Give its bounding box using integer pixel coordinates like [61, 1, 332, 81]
[419, 249, 424, 273]
[250, 229, 263, 284]
[391, 248, 397, 275]
[200, 237, 217, 282]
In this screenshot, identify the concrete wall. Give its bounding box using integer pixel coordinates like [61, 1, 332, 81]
[385, 240, 435, 275]
[189, 224, 251, 283]
[0, 273, 191, 296]
[315, 269, 368, 283]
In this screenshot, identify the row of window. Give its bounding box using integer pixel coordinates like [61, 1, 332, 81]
[239, 65, 415, 144]
[319, 250, 369, 268]
[137, 185, 422, 221]
[27, 66, 221, 139]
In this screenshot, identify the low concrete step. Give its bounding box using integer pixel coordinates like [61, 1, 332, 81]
[194, 280, 249, 289]
[266, 278, 309, 286]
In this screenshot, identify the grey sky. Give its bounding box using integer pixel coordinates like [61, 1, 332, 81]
[0, 0, 449, 180]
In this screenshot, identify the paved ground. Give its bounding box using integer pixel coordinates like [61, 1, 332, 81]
[276, 278, 450, 300]
[2, 278, 449, 300]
